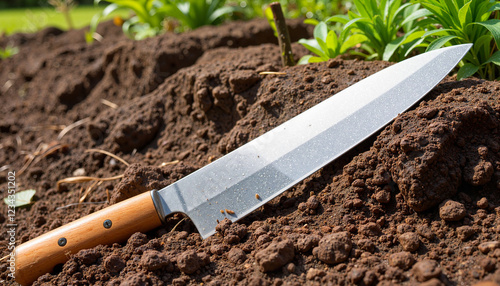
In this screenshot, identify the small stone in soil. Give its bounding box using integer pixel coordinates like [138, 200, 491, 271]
[389, 251, 415, 270]
[398, 232, 420, 252]
[412, 260, 442, 282]
[477, 197, 489, 209]
[478, 241, 500, 254]
[439, 200, 467, 221]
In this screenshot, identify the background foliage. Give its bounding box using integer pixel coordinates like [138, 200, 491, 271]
[2, 0, 500, 80]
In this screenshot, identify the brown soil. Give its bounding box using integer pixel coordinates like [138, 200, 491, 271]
[1, 18, 500, 286]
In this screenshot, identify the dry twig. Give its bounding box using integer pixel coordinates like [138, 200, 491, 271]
[85, 148, 130, 166]
[79, 180, 102, 203]
[170, 217, 187, 233]
[101, 99, 119, 109]
[18, 142, 69, 176]
[159, 160, 180, 167]
[57, 174, 124, 191]
[259, 71, 287, 75]
[57, 117, 90, 141]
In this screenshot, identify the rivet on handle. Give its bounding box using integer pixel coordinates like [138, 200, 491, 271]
[103, 219, 112, 229]
[58, 237, 67, 247]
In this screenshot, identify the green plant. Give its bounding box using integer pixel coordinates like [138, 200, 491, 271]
[327, 0, 431, 61]
[89, 0, 166, 41]
[158, 0, 236, 30]
[48, 0, 77, 30]
[416, 0, 500, 80]
[298, 21, 367, 64]
[287, 0, 349, 20]
[230, 0, 349, 20]
[89, 0, 236, 41]
[0, 45, 19, 59]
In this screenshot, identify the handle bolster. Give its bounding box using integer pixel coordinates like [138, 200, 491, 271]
[151, 189, 168, 224]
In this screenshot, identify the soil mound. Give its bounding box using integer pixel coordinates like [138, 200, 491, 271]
[1, 18, 499, 286]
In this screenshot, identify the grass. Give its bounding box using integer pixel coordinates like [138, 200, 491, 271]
[0, 5, 130, 35]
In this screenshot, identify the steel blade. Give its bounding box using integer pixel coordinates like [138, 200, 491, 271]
[152, 44, 471, 238]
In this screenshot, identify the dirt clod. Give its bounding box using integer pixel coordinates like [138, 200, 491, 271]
[75, 249, 100, 265]
[255, 239, 295, 272]
[389, 251, 415, 270]
[412, 260, 442, 282]
[176, 250, 208, 274]
[227, 247, 247, 264]
[104, 255, 126, 274]
[140, 250, 172, 271]
[439, 200, 467, 221]
[312, 231, 352, 264]
[478, 241, 500, 254]
[457, 226, 476, 241]
[398, 232, 420, 252]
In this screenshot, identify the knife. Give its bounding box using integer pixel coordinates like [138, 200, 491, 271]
[15, 44, 471, 285]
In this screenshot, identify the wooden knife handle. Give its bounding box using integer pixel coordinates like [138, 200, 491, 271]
[15, 191, 163, 285]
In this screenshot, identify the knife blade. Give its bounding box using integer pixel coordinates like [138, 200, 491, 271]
[15, 44, 471, 285]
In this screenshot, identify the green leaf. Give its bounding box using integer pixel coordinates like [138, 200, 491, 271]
[475, 34, 494, 53]
[314, 22, 328, 42]
[485, 50, 500, 65]
[473, 19, 500, 50]
[326, 30, 339, 57]
[298, 38, 326, 59]
[383, 35, 406, 61]
[457, 63, 479, 79]
[401, 8, 432, 27]
[354, 0, 370, 18]
[488, 3, 500, 13]
[297, 55, 325, 65]
[208, 6, 236, 24]
[403, 37, 426, 57]
[304, 18, 319, 26]
[340, 34, 367, 54]
[313, 22, 329, 57]
[388, 0, 406, 24]
[4, 190, 36, 208]
[426, 35, 459, 51]
[297, 55, 313, 65]
[325, 15, 349, 24]
[422, 28, 454, 38]
[458, 0, 472, 28]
